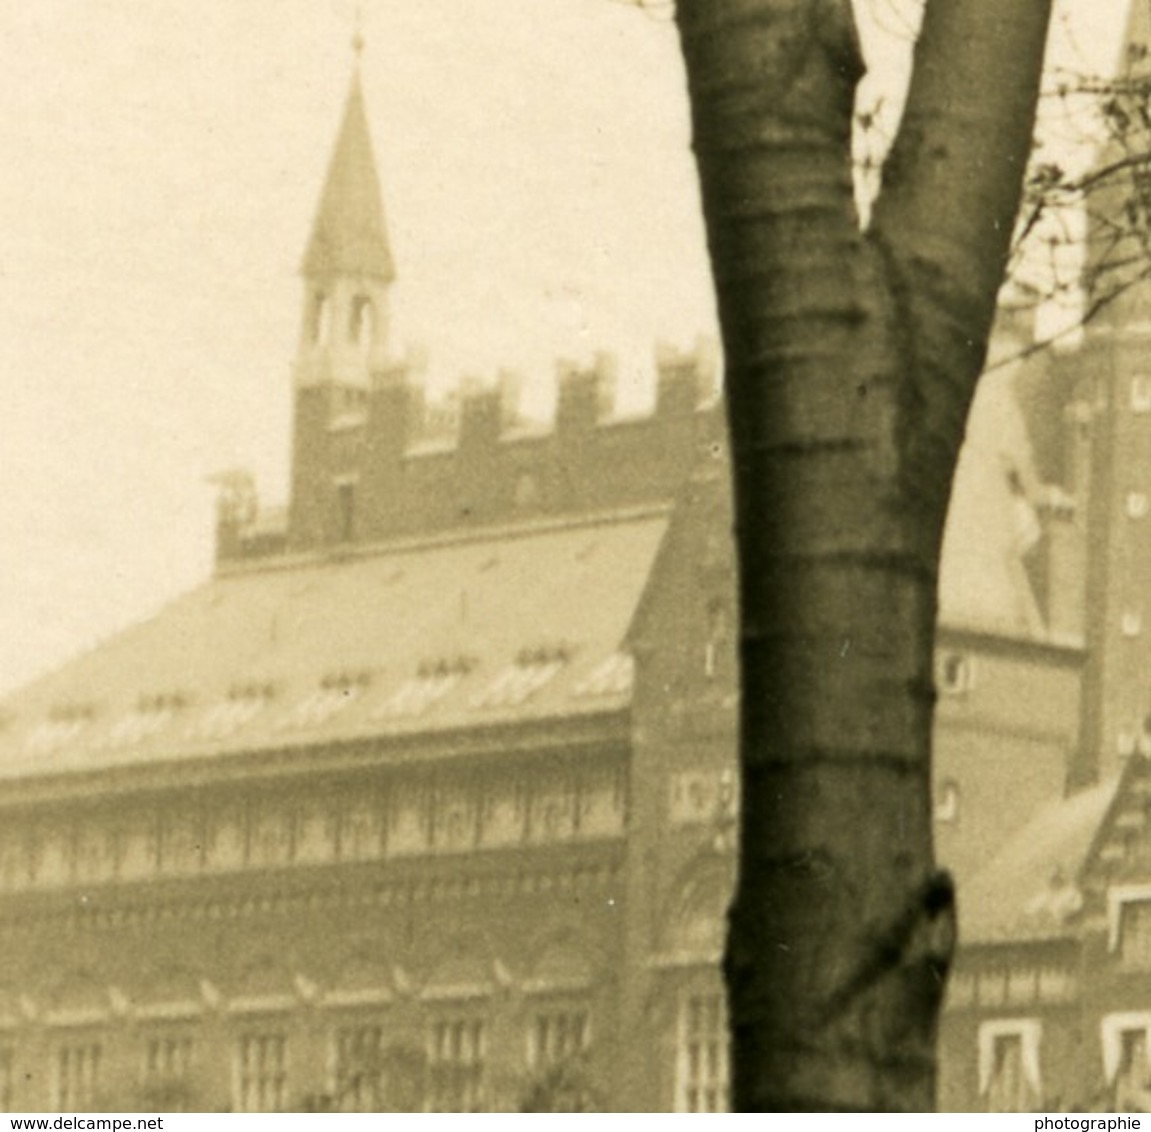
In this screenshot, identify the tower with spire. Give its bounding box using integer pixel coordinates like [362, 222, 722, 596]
[295, 47, 394, 390]
[276, 47, 720, 557]
[289, 43, 400, 549]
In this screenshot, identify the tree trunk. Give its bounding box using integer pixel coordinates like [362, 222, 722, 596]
[673, 0, 1053, 1111]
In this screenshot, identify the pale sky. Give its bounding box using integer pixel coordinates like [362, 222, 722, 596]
[0, 0, 1134, 693]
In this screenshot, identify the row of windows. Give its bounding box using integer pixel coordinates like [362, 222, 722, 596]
[307, 292, 375, 351]
[1, 1010, 592, 1114]
[1, 995, 728, 1113]
[0, 771, 627, 893]
[946, 966, 1076, 1010]
[980, 1015, 1151, 1113]
[668, 769, 737, 828]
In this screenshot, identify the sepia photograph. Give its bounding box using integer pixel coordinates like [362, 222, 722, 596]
[0, 0, 1146, 1114]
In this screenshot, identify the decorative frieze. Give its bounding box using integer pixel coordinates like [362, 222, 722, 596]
[0, 764, 626, 897]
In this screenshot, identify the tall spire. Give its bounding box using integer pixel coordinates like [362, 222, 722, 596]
[302, 51, 394, 282]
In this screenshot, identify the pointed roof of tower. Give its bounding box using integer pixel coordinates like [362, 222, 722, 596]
[302, 70, 394, 281]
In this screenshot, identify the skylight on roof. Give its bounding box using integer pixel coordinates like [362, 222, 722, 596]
[375, 659, 474, 720]
[571, 652, 634, 698]
[276, 672, 370, 732]
[187, 684, 275, 743]
[93, 694, 186, 750]
[24, 704, 96, 756]
[470, 647, 569, 710]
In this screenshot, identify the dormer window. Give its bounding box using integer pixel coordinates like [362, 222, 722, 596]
[349, 295, 374, 349]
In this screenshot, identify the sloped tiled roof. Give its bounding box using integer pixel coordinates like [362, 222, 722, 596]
[0, 511, 668, 780]
[960, 774, 1122, 944]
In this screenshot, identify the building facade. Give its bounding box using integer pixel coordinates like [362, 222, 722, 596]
[0, 47, 1133, 1114]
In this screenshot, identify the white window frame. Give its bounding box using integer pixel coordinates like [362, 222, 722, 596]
[934, 779, 960, 823]
[1107, 885, 1151, 951]
[425, 1013, 487, 1113]
[54, 1039, 103, 1111]
[674, 989, 730, 1114]
[330, 1021, 385, 1113]
[527, 1007, 590, 1070]
[234, 1030, 289, 1114]
[977, 1018, 1042, 1099]
[1102, 1012, 1151, 1082]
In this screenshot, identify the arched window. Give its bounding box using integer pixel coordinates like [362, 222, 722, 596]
[349, 295, 373, 350]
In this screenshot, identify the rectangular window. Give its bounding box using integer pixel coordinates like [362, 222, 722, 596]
[938, 652, 974, 695]
[333, 1024, 383, 1113]
[427, 1017, 486, 1112]
[527, 781, 578, 843]
[1116, 1029, 1151, 1112]
[577, 767, 626, 838]
[431, 787, 477, 853]
[142, 1035, 194, 1109]
[478, 785, 526, 848]
[987, 1033, 1027, 1112]
[56, 1041, 102, 1111]
[236, 1033, 288, 1113]
[978, 1019, 1041, 1113]
[1121, 901, 1151, 969]
[529, 1010, 589, 1069]
[246, 800, 295, 867]
[933, 779, 960, 824]
[674, 992, 729, 1113]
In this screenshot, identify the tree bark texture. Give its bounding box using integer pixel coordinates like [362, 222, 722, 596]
[674, 0, 1053, 1111]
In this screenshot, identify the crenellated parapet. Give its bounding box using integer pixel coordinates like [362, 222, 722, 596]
[218, 338, 723, 565]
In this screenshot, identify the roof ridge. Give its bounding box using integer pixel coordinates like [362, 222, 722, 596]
[215, 503, 674, 579]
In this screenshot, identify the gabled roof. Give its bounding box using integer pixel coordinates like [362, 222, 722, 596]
[0, 511, 669, 781]
[960, 774, 1122, 944]
[302, 71, 394, 280]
